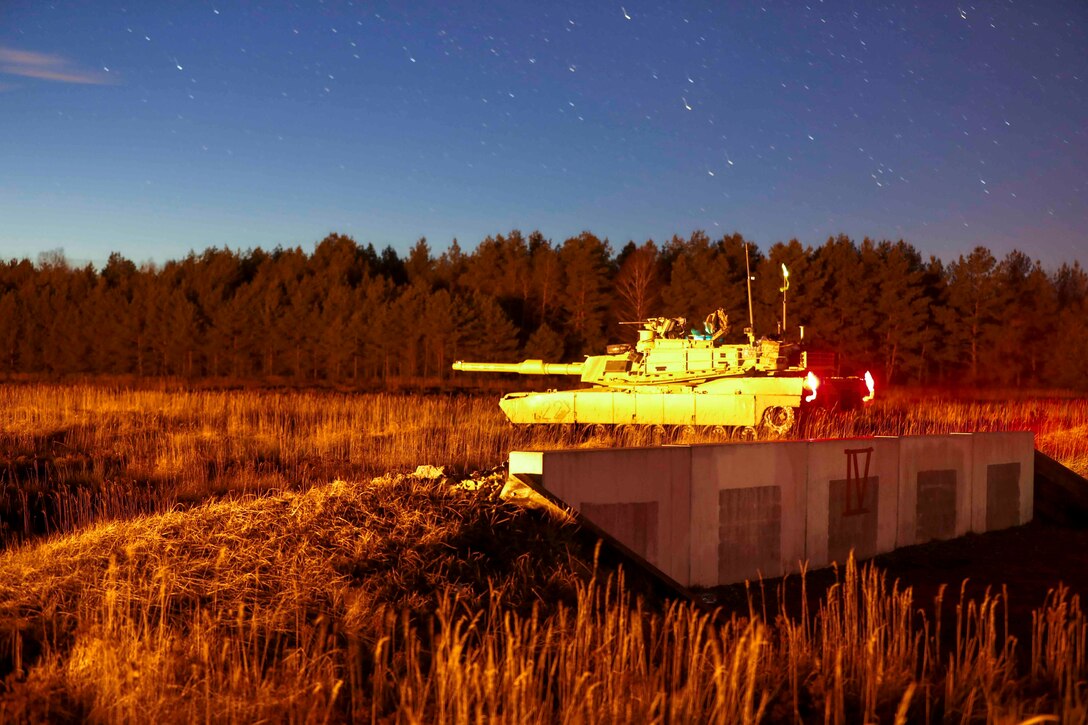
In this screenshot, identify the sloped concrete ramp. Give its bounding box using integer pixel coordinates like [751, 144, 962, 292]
[1033, 450, 1088, 527]
[509, 432, 1036, 589]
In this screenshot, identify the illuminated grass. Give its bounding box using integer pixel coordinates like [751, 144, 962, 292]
[0, 383, 1085, 720]
[0, 384, 1086, 544]
[0, 473, 1084, 721]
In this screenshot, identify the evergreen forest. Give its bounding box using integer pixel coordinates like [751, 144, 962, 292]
[3, 231, 1086, 389]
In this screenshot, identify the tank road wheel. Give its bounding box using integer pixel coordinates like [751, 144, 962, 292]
[677, 424, 699, 442]
[731, 426, 758, 442]
[649, 424, 669, 446]
[590, 424, 612, 443]
[760, 406, 796, 438]
[559, 424, 579, 445]
[615, 424, 641, 446]
[709, 425, 731, 440]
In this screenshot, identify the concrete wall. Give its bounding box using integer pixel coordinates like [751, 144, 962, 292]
[804, 436, 900, 569]
[689, 441, 808, 587]
[969, 431, 1034, 533]
[508, 431, 1034, 589]
[542, 446, 692, 587]
[896, 434, 974, 548]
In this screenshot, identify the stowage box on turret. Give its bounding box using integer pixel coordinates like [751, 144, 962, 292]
[453, 310, 874, 438]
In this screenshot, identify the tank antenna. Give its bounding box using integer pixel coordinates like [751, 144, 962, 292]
[744, 242, 755, 342]
[780, 263, 790, 338]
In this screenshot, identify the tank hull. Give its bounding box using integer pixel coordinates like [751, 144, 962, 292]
[498, 376, 804, 427]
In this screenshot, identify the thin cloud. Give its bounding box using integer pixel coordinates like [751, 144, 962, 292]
[0, 46, 114, 85]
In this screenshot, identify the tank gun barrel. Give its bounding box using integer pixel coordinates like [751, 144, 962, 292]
[452, 359, 584, 375]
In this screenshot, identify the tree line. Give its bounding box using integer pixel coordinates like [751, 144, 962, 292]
[1, 231, 1086, 389]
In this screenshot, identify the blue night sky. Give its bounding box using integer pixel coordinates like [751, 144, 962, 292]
[1, 1, 1086, 269]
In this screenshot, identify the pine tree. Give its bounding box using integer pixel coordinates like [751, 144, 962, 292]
[405, 237, 434, 288]
[871, 241, 930, 384]
[661, 231, 745, 329]
[434, 239, 467, 292]
[420, 288, 457, 377]
[559, 232, 613, 353]
[317, 283, 357, 382]
[1048, 262, 1088, 389]
[453, 291, 520, 362]
[807, 235, 875, 364]
[92, 253, 141, 374]
[993, 251, 1057, 386]
[389, 283, 428, 377]
[524, 322, 566, 361]
[940, 246, 1002, 384]
[0, 291, 19, 372]
[350, 276, 396, 381]
[460, 231, 533, 327]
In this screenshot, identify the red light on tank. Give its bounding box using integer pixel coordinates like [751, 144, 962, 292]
[804, 371, 820, 402]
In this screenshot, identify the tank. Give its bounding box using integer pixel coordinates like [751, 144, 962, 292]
[452, 311, 875, 438]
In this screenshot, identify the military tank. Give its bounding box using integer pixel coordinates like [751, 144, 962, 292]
[452, 309, 874, 439]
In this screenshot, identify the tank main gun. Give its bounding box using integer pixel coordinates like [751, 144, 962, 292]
[452, 360, 584, 376]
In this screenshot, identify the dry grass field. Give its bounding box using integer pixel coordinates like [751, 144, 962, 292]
[0, 383, 1086, 722]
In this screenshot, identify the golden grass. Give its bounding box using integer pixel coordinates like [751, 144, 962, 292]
[0, 473, 586, 721]
[1, 384, 1084, 544]
[0, 383, 1085, 721]
[0, 473, 1084, 722]
[0, 385, 517, 544]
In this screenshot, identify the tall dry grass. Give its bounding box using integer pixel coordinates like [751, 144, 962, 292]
[1, 383, 1085, 546]
[0, 473, 1084, 722]
[0, 385, 515, 544]
[0, 383, 1086, 721]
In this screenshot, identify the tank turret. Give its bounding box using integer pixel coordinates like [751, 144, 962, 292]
[454, 310, 799, 387]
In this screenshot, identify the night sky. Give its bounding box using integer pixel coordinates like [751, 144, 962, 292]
[2, 1, 1086, 269]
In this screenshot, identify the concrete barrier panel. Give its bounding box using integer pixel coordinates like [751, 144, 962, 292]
[896, 434, 973, 547]
[542, 446, 693, 587]
[512, 430, 1033, 593]
[689, 441, 808, 586]
[509, 451, 543, 478]
[969, 431, 1034, 532]
[806, 437, 900, 568]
